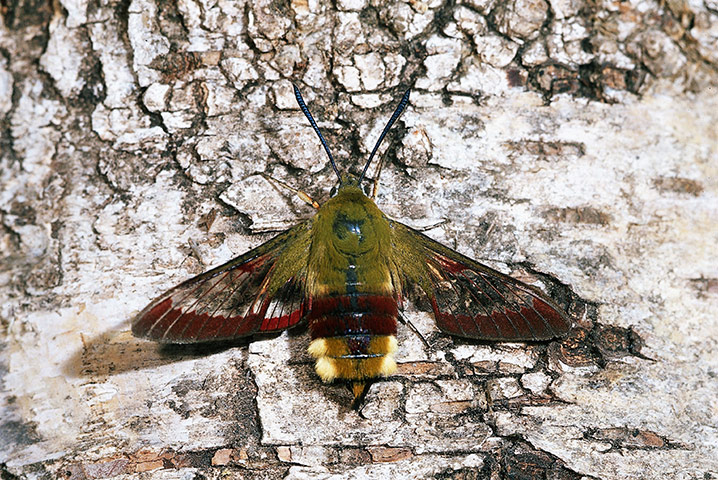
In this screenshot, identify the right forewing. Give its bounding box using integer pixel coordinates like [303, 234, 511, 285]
[131, 222, 312, 343]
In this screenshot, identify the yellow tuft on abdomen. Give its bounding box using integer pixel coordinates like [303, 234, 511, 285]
[308, 335, 398, 383]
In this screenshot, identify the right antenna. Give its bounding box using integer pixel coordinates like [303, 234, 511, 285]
[293, 84, 342, 184]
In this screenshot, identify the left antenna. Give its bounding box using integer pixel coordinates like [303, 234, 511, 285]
[358, 88, 411, 184]
[293, 84, 342, 184]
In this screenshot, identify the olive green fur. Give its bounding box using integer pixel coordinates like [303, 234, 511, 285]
[263, 175, 485, 315]
[264, 175, 438, 302]
[264, 221, 313, 295]
[306, 181, 395, 296]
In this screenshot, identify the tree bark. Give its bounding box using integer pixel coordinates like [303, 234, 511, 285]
[1, 0, 717, 478]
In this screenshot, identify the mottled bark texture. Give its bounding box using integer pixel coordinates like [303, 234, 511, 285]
[1, 0, 717, 479]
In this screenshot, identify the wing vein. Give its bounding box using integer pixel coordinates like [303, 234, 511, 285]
[173, 268, 250, 340]
[427, 264, 468, 337]
[158, 272, 229, 339]
[481, 273, 544, 339]
[501, 281, 557, 338]
[457, 268, 520, 338]
[190, 268, 254, 340]
[229, 262, 278, 338]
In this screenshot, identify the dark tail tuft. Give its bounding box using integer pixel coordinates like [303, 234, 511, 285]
[350, 381, 371, 410]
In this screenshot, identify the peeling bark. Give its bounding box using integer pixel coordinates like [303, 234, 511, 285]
[1, 0, 717, 479]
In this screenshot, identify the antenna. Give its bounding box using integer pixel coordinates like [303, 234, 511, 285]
[358, 88, 411, 184]
[292, 84, 342, 183]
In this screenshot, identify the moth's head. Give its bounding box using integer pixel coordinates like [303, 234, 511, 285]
[292, 83, 410, 195]
[330, 174, 362, 198]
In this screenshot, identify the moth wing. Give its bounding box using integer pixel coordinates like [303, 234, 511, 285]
[391, 221, 571, 341]
[132, 222, 312, 343]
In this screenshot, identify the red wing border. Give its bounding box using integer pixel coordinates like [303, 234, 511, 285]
[132, 223, 311, 343]
[392, 222, 572, 341]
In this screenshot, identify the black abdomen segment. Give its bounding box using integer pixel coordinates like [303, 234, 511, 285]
[307, 294, 399, 382]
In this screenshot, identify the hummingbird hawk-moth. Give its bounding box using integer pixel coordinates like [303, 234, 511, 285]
[132, 85, 572, 408]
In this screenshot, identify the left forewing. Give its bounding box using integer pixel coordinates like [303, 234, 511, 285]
[390, 221, 572, 341]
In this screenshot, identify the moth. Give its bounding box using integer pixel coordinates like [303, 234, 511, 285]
[132, 85, 572, 408]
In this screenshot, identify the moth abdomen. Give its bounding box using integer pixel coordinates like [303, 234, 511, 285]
[307, 293, 398, 386]
[307, 294, 397, 338]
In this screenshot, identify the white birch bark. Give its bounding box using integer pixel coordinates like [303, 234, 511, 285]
[1, 0, 717, 478]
